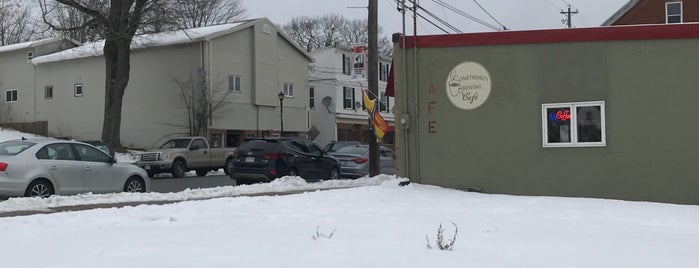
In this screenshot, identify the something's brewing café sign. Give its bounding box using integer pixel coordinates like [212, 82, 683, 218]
[446, 61, 491, 110]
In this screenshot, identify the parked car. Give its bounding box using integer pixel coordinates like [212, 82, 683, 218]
[135, 137, 236, 178]
[323, 140, 361, 154]
[230, 138, 341, 184]
[80, 140, 116, 158]
[0, 138, 149, 198]
[328, 144, 396, 179]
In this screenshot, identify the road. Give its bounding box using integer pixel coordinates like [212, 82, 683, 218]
[150, 174, 238, 193]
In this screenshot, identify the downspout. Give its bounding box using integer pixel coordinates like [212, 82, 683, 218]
[33, 57, 37, 122]
[400, 0, 411, 180]
[412, 0, 421, 183]
[208, 39, 214, 129]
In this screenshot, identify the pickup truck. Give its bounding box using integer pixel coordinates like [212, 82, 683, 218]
[135, 136, 236, 178]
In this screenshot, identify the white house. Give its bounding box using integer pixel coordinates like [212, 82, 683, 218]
[309, 43, 395, 148]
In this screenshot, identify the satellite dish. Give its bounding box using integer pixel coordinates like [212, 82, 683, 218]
[321, 96, 333, 113]
[321, 96, 332, 107]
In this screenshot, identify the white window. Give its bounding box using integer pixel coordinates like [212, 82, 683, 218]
[74, 84, 83, 97]
[343, 87, 355, 109]
[666, 1, 682, 24]
[45, 85, 53, 99]
[5, 89, 18, 103]
[228, 75, 241, 92]
[380, 92, 390, 112]
[283, 83, 294, 97]
[542, 101, 606, 147]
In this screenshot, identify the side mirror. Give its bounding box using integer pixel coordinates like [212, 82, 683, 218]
[190, 144, 200, 150]
[109, 157, 117, 164]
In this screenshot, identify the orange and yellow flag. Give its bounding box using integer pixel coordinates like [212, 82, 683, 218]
[361, 89, 391, 141]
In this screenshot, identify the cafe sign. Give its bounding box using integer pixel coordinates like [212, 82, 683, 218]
[446, 61, 491, 110]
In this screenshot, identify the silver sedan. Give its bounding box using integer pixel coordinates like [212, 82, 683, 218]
[0, 138, 150, 198]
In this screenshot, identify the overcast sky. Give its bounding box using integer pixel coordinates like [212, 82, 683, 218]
[246, 0, 630, 35]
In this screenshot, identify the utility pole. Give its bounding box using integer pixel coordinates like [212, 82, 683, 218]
[560, 4, 578, 28]
[368, 0, 380, 176]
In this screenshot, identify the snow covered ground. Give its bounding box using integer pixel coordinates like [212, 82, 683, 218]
[1, 127, 698, 267]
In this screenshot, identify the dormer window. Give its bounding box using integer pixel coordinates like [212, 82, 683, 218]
[666, 1, 682, 24]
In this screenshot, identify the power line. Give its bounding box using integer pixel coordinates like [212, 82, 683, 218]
[472, 0, 508, 30]
[416, 11, 452, 33]
[541, 0, 562, 10]
[430, 0, 502, 31]
[415, 3, 462, 33]
[391, 0, 457, 34]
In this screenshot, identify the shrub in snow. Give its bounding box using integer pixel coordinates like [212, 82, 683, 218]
[425, 223, 458, 251]
[311, 226, 335, 240]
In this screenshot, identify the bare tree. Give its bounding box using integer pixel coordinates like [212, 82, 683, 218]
[40, 0, 163, 149]
[39, 0, 107, 43]
[281, 14, 393, 56]
[168, 0, 247, 29]
[282, 16, 322, 53]
[171, 70, 232, 136]
[137, 0, 247, 34]
[0, 0, 41, 45]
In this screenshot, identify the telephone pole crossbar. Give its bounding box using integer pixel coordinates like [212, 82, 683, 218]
[560, 4, 579, 28]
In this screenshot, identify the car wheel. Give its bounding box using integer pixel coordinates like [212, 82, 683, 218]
[224, 158, 234, 175]
[171, 160, 186, 178]
[25, 179, 54, 198]
[287, 168, 299, 177]
[195, 169, 208, 177]
[328, 167, 340, 180]
[123, 176, 146, 193]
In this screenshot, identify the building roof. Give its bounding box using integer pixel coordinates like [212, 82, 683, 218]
[0, 37, 77, 54]
[400, 22, 699, 49]
[601, 0, 641, 26]
[32, 18, 313, 64]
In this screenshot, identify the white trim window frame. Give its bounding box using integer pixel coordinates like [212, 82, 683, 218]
[541, 101, 606, 148]
[666, 1, 683, 24]
[228, 74, 241, 93]
[5, 89, 18, 103]
[74, 83, 83, 97]
[283, 83, 294, 97]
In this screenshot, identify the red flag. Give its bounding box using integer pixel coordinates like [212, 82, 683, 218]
[385, 59, 395, 97]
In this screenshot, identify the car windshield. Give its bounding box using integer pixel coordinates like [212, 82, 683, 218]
[160, 138, 192, 149]
[0, 140, 36, 156]
[333, 145, 368, 155]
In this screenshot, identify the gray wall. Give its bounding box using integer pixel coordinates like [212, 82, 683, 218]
[0, 39, 76, 124]
[396, 38, 699, 204]
[209, 20, 310, 134]
[35, 44, 201, 148]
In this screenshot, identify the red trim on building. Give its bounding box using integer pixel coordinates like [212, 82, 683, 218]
[401, 23, 699, 48]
